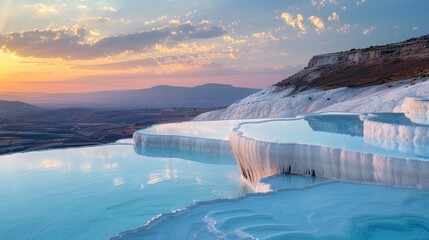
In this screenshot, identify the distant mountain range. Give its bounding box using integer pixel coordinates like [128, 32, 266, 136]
[0, 84, 261, 109]
[0, 100, 42, 114]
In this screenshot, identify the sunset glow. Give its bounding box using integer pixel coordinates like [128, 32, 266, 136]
[0, 0, 428, 93]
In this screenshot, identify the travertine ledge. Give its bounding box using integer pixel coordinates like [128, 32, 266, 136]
[230, 129, 429, 189]
[133, 114, 429, 190]
[133, 133, 232, 154]
[401, 97, 429, 125]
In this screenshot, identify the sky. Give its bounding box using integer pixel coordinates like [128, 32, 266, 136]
[0, 0, 428, 93]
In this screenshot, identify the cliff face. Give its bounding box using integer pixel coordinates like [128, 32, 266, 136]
[196, 35, 429, 120]
[276, 35, 429, 91]
[307, 35, 429, 68]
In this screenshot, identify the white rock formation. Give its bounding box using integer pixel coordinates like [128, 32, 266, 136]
[363, 113, 429, 157]
[133, 119, 267, 154]
[230, 117, 429, 189]
[400, 97, 429, 125]
[133, 113, 429, 190]
[196, 78, 429, 120]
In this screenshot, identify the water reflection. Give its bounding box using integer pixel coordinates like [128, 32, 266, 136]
[113, 177, 125, 186]
[255, 174, 328, 192]
[140, 120, 245, 140]
[306, 114, 363, 136]
[364, 113, 429, 158]
[147, 166, 174, 185]
[40, 158, 63, 170]
[134, 145, 237, 165]
[115, 181, 429, 240]
[239, 113, 429, 160]
[0, 144, 242, 240]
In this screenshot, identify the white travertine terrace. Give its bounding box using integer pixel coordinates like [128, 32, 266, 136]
[363, 113, 429, 157]
[133, 119, 267, 153]
[134, 113, 429, 190]
[231, 115, 429, 189]
[400, 97, 429, 125]
[196, 78, 429, 120]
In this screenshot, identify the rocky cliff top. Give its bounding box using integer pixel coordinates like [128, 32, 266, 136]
[276, 34, 429, 92]
[308, 35, 429, 67]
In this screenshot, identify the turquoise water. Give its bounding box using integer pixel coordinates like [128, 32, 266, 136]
[239, 114, 429, 160]
[1, 114, 429, 239]
[114, 182, 429, 240]
[0, 144, 328, 240]
[0, 144, 243, 240]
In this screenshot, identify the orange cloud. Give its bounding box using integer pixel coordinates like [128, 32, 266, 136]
[308, 16, 325, 33]
[281, 12, 307, 36]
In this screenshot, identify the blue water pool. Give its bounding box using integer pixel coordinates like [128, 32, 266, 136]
[238, 114, 429, 160]
[114, 182, 429, 240]
[0, 144, 243, 240]
[1, 113, 429, 240]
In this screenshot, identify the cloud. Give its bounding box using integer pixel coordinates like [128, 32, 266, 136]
[281, 12, 327, 35]
[223, 35, 246, 44]
[101, 6, 117, 12]
[75, 55, 200, 70]
[308, 16, 325, 33]
[169, 19, 181, 25]
[73, 63, 244, 81]
[72, 17, 132, 26]
[412, 26, 419, 31]
[72, 63, 304, 80]
[76, 5, 88, 11]
[362, 26, 375, 35]
[281, 12, 307, 35]
[328, 12, 339, 22]
[74, 17, 112, 24]
[356, 0, 366, 5]
[311, 0, 336, 8]
[252, 32, 278, 41]
[0, 22, 227, 60]
[25, 3, 59, 15]
[337, 24, 351, 34]
[144, 15, 167, 25]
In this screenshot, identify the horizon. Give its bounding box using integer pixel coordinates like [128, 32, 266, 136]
[0, 82, 262, 95]
[1, 0, 428, 93]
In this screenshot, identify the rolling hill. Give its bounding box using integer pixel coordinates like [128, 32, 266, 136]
[0, 84, 261, 109]
[0, 100, 42, 114]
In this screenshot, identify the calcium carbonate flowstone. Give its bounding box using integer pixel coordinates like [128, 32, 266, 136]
[363, 113, 429, 158]
[195, 78, 429, 120]
[133, 119, 268, 154]
[133, 113, 429, 189]
[401, 97, 429, 125]
[230, 114, 429, 188]
[111, 182, 429, 240]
